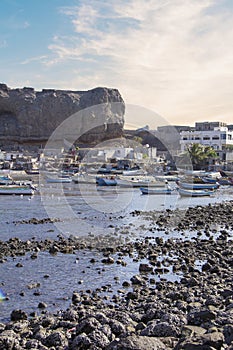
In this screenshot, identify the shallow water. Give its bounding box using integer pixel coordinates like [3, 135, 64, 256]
[0, 183, 233, 322]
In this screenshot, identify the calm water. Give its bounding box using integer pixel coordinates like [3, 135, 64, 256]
[0, 182, 233, 322]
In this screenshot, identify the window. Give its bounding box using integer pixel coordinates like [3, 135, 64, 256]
[212, 136, 219, 140]
[221, 134, 226, 140]
[203, 136, 210, 140]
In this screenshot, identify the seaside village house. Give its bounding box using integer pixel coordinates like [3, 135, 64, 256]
[83, 146, 146, 165]
[179, 121, 233, 168]
[0, 150, 25, 169]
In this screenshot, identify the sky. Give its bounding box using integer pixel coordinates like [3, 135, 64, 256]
[1, 0, 233, 129]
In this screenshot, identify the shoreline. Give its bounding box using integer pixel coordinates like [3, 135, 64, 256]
[0, 201, 233, 349]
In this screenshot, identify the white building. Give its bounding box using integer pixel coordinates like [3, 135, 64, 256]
[180, 122, 233, 161]
[180, 126, 233, 151]
[84, 147, 145, 163]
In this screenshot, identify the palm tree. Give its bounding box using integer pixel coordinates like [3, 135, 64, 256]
[186, 143, 217, 170]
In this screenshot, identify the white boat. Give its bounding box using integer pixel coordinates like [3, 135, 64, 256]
[117, 175, 166, 188]
[178, 187, 213, 197]
[140, 187, 172, 195]
[0, 170, 32, 181]
[45, 172, 72, 183]
[25, 169, 40, 175]
[122, 169, 146, 176]
[155, 175, 179, 182]
[177, 180, 219, 190]
[46, 176, 72, 183]
[0, 185, 34, 195]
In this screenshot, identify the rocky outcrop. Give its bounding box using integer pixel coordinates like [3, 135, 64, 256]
[0, 83, 125, 147]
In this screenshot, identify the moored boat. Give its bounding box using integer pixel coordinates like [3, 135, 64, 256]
[46, 173, 72, 183]
[140, 187, 172, 195]
[25, 169, 40, 175]
[201, 176, 218, 184]
[96, 176, 117, 186]
[218, 177, 233, 186]
[122, 168, 146, 176]
[177, 180, 219, 190]
[46, 177, 72, 183]
[154, 175, 179, 182]
[178, 187, 213, 197]
[0, 175, 13, 185]
[117, 175, 165, 188]
[0, 184, 35, 195]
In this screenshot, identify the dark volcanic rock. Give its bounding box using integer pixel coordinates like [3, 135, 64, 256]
[1, 201, 233, 349]
[10, 309, 28, 321]
[0, 83, 125, 146]
[106, 335, 166, 350]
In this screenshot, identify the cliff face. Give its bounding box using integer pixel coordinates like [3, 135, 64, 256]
[0, 83, 125, 147]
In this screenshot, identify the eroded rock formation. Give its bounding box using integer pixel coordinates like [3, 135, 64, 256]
[0, 83, 125, 147]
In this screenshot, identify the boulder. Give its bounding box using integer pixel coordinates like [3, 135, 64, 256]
[106, 335, 166, 350]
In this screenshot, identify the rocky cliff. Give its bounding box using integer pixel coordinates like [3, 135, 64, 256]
[0, 83, 125, 147]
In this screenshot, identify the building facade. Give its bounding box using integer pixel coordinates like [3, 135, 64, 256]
[180, 122, 233, 161]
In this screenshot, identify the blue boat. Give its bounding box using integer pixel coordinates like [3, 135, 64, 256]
[202, 176, 218, 184]
[177, 180, 219, 190]
[140, 187, 172, 195]
[0, 175, 13, 185]
[96, 176, 117, 186]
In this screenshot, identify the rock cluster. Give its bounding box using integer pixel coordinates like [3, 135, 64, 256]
[0, 83, 125, 147]
[0, 201, 233, 349]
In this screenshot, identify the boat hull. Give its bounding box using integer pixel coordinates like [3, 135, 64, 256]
[96, 177, 117, 186]
[178, 188, 213, 197]
[0, 185, 34, 195]
[117, 176, 165, 188]
[177, 181, 219, 190]
[46, 177, 72, 183]
[140, 187, 172, 195]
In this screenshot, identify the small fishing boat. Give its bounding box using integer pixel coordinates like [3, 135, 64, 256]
[154, 174, 179, 182]
[178, 187, 213, 197]
[140, 187, 173, 195]
[122, 168, 146, 176]
[177, 180, 219, 190]
[46, 172, 72, 183]
[25, 169, 40, 175]
[117, 175, 165, 188]
[201, 176, 218, 184]
[0, 184, 35, 195]
[96, 176, 117, 186]
[218, 177, 233, 186]
[0, 175, 13, 185]
[46, 177, 72, 183]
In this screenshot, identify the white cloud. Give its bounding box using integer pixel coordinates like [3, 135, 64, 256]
[21, 55, 48, 65]
[47, 0, 233, 126]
